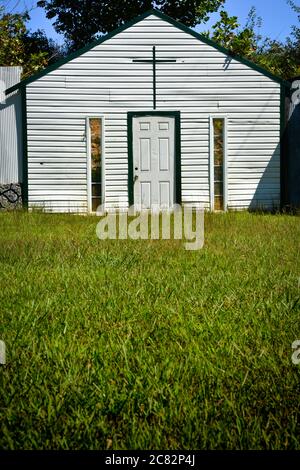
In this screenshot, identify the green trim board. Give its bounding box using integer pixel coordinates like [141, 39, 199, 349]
[5, 8, 290, 96]
[280, 83, 290, 208]
[280, 84, 284, 208]
[21, 87, 28, 207]
[127, 111, 181, 207]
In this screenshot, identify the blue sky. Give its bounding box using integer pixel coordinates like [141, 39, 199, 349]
[1, 0, 299, 45]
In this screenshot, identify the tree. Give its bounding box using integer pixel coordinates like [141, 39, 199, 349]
[285, 0, 300, 74]
[37, 0, 225, 51]
[256, 1, 299, 79]
[207, 7, 262, 59]
[207, 4, 299, 79]
[257, 40, 298, 79]
[0, 6, 65, 79]
[23, 29, 65, 66]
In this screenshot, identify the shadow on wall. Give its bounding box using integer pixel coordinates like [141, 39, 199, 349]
[248, 142, 281, 212]
[221, 57, 283, 213]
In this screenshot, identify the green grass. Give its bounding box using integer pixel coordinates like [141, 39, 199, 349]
[0, 210, 299, 450]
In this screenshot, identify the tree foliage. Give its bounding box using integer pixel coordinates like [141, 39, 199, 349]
[207, 8, 260, 59]
[1, 1, 299, 82]
[37, 0, 225, 51]
[207, 4, 300, 79]
[285, 0, 300, 74]
[0, 6, 64, 79]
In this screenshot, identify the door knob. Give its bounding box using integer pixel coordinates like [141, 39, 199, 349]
[134, 175, 138, 182]
[135, 167, 138, 170]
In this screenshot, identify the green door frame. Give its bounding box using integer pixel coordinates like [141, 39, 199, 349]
[127, 111, 181, 207]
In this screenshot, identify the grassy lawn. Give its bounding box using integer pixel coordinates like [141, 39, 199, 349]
[0, 210, 299, 450]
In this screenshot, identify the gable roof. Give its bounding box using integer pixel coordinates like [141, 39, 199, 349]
[6, 8, 290, 95]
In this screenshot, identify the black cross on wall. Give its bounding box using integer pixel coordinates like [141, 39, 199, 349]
[132, 46, 176, 109]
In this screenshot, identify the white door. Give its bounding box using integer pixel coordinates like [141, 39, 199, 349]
[133, 116, 175, 210]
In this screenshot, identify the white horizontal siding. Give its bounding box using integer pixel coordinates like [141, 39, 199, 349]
[26, 14, 281, 212]
[0, 67, 23, 184]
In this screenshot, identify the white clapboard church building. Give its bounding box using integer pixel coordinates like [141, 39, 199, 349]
[3, 9, 290, 213]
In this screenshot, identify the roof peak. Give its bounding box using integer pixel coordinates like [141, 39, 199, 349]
[5, 8, 290, 94]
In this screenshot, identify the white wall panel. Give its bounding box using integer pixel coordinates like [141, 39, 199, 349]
[26, 14, 281, 212]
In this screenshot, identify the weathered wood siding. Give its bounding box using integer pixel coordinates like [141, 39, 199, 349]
[26, 14, 281, 212]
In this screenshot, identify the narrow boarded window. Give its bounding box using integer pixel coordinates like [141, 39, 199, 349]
[213, 118, 224, 211]
[89, 118, 102, 211]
